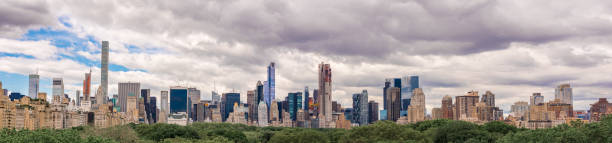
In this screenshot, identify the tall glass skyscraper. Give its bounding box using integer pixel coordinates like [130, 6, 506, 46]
[555, 84, 573, 105]
[265, 62, 276, 109]
[352, 90, 368, 126]
[401, 76, 419, 111]
[100, 41, 109, 104]
[288, 92, 302, 121]
[170, 87, 188, 113]
[221, 93, 240, 121]
[28, 74, 39, 99]
[303, 86, 309, 110]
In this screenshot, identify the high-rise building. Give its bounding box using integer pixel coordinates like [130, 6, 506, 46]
[304, 86, 309, 111]
[481, 91, 495, 106]
[383, 79, 391, 110]
[187, 88, 200, 120]
[455, 91, 479, 121]
[269, 100, 279, 123]
[258, 100, 268, 127]
[28, 74, 39, 99]
[149, 96, 157, 123]
[352, 90, 368, 126]
[401, 76, 419, 111]
[83, 70, 91, 101]
[75, 90, 81, 105]
[318, 62, 332, 127]
[386, 87, 401, 121]
[287, 92, 302, 121]
[52, 78, 64, 104]
[170, 87, 188, 114]
[118, 82, 140, 113]
[160, 91, 169, 123]
[247, 90, 256, 122]
[368, 101, 378, 124]
[211, 91, 220, 105]
[221, 93, 240, 121]
[530, 93, 544, 105]
[100, 41, 109, 105]
[141, 89, 154, 124]
[555, 84, 573, 105]
[441, 95, 453, 119]
[407, 88, 425, 123]
[256, 81, 264, 105]
[264, 62, 276, 109]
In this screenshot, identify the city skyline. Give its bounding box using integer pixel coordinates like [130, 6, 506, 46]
[2, 0, 612, 116]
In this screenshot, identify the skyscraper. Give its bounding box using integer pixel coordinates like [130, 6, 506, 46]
[368, 101, 378, 124]
[407, 88, 425, 122]
[318, 62, 332, 127]
[401, 76, 419, 111]
[304, 86, 309, 111]
[530, 93, 544, 105]
[265, 62, 276, 109]
[256, 81, 264, 104]
[555, 84, 573, 105]
[118, 82, 140, 112]
[83, 70, 91, 101]
[52, 78, 64, 104]
[100, 41, 109, 105]
[383, 79, 391, 110]
[221, 93, 240, 121]
[170, 87, 188, 114]
[28, 73, 39, 99]
[160, 91, 169, 122]
[141, 89, 153, 124]
[247, 90, 256, 122]
[352, 90, 368, 126]
[455, 91, 479, 121]
[211, 91, 220, 105]
[258, 100, 268, 127]
[386, 87, 401, 121]
[441, 95, 453, 119]
[287, 92, 302, 121]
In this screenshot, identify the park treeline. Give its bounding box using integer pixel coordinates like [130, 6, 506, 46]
[1, 115, 611, 143]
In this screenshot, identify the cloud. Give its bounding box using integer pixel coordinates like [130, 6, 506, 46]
[0, 0, 611, 114]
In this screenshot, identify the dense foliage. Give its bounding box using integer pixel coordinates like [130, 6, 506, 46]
[1, 115, 611, 143]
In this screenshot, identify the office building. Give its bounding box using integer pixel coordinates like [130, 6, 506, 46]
[287, 92, 302, 121]
[100, 41, 109, 105]
[401, 76, 419, 111]
[118, 82, 140, 113]
[247, 90, 256, 122]
[221, 93, 240, 121]
[318, 62, 333, 127]
[160, 91, 169, 123]
[149, 96, 157, 123]
[383, 79, 391, 110]
[304, 86, 309, 111]
[555, 84, 573, 105]
[170, 87, 188, 114]
[211, 91, 220, 105]
[368, 101, 378, 124]
[352, 90, 368, 126]
[52, 78, 64, 104]
[407, 88, 425, 123]
[511, 101, 529, 120]
[28, 74, 39, 99]
[386, 87, 401, 121]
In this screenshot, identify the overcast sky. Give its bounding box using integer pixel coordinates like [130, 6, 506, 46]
[1, 0, 611, 114]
